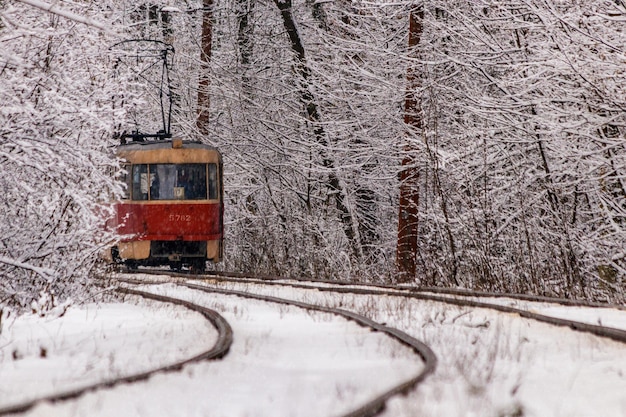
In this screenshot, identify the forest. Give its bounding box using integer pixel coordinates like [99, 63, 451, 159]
[1, 0, 624, 310]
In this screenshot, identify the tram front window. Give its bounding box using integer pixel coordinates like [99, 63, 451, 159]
[149, 163, 209, 200]
[130, 163, 218, 201]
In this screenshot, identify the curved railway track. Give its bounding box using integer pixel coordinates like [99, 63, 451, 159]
[23, 268, 621, 416]
[125, 268, 625, 309]
[0, 287, 232, 416]
[209, 270, 625, 310]
[123, 268, 626, 344]
[113, 268, 626, 415]
[116, 275, 437, 417]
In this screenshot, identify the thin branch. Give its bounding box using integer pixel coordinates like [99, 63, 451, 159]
[0, 256, 55, 282]
[14, 0, 107, 30]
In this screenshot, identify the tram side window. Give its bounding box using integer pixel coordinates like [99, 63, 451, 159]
[131, 164, 150, 201]
[208, 163, 217, 200]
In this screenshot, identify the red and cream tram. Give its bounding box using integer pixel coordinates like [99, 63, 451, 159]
[106, 138, 223, 271]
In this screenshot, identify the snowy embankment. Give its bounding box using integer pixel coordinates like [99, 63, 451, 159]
[1, 276, 626, 417]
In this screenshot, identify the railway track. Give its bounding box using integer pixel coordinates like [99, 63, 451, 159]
[217, 271, 624, 310]
[121, 268, 626, 344]
[0, 288, 232, 416]
[115, 275, 437, 417]
[12, 269, 623, 416]
[124, 268, 626, 309]
[112, 269, 626, 416]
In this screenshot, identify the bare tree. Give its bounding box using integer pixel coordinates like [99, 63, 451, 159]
[273, 0, 362, 262]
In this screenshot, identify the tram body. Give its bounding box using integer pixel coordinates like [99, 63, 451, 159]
[106, 139, 223, 271]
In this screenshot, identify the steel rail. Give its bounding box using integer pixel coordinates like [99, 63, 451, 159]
[120, 268, 626, 344]
[0, 287, 232, 416]
[116, 277, 437, 417]
[226, 273, 625, 310]
[188, 272, 626, 345]
[125, 268, 626, 310]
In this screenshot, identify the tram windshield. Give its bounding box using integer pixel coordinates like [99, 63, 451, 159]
[128, 163, 218, 201]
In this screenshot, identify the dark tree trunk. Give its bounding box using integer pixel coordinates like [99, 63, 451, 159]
[237, 0, 255, 71]
[397, 8, 424, 283]
[273, 0, 362, 261]
[196, 0, 213, 135]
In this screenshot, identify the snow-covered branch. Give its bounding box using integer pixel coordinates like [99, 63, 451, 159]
[14, 0, 107, 30]
[0, 256, 55, 282]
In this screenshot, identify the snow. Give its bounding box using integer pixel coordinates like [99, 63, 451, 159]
[14, 0, 107, 30]
[1, 282, 422, 416]
[2, 278, 626, 417]
[0, 300, 217, 409]
[453, 295, 626, 330]
[185, 278, 626, 417]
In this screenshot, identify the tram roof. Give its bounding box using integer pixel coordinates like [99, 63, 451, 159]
[118, 140, 219, 152]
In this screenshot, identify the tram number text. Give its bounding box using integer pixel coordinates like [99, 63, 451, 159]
[168, 214, 192, 222]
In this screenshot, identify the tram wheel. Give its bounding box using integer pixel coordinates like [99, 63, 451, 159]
[125, 260, 138, 271]
[190, 259, 206, 273]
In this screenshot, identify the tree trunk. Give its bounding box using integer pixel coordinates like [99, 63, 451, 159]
[396, 8, 423, 283]
[273, 0, 362, 262]
[237, 0, 254, 87]
[196, 0, 213, 135]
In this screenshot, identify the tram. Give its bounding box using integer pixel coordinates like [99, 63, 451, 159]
[105, 137, 223, 272]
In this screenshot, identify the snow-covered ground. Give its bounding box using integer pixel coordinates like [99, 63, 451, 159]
[1, 282, 422, 417]
[189, 278, 626, 417]
[0, 300, 218, 411]
[2, 277, 626, 417]
[423, 292, 626, 330]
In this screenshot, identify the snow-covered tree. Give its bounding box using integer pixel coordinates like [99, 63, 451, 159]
[408, 0, 625, 297]
[2, 0, 624, 307]
[0, 1, 122, 310]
